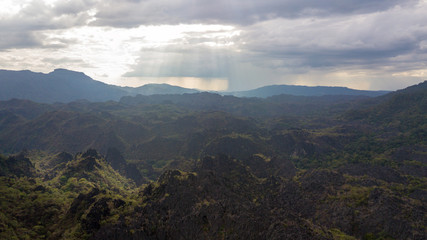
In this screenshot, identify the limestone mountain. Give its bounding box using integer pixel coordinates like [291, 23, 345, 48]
[0, 80, 425, 239]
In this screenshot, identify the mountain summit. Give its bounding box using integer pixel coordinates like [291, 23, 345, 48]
[0, 69, 127, 103]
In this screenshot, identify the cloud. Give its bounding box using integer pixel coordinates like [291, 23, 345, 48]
[0, 0, 426, 91]
[0, 0, 96, 50]
[42, 57, 91, 66]
[122, 24, 240, 80]
[0, 32, 42, 50]
[239, 3, 427, 73]
[91, 0, 418, 27]
[120, 1, 427, 90]
[53, 0, 96, 15]
[0, 0, 94, 31]
[124, 45, 233, 79]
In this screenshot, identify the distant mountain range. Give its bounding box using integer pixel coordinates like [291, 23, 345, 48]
[227, 84, 389, 98]
[1, 69, 390, 103]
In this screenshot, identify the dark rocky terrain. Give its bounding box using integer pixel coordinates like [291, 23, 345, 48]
[0, 80, 426, 239]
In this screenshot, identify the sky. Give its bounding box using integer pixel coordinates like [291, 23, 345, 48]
[1, 0, 427, 91]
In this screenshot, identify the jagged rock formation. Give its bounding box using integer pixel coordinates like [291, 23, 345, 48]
[106, 147, 144, 185]
[0, 151, 35, 177]
[93, 155, 425, 240]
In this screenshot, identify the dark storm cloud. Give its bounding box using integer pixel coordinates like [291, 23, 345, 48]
[238, 5, 427, 74]
[0, 0, 94, 32]
[92, 0, 418, 27]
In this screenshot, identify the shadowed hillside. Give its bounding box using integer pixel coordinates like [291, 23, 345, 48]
[0, 81, 426, 239]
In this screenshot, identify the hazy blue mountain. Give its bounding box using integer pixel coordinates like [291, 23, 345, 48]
[125, 83, 199, 95]
[0, 69, 128, 103]
[0, 69, 201, 103]
[227, 84, 390, 98]
[1, 68, 391, 103]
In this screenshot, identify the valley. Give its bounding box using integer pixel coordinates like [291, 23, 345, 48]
[0, 79, 426, 239]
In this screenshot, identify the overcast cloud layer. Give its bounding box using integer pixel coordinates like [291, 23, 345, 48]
[1, 0, 426, 91]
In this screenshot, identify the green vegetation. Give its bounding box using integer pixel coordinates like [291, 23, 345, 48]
[0, 81, 426, 239]
[330, 228, 357, 240]
[0, 150, 137, 240]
